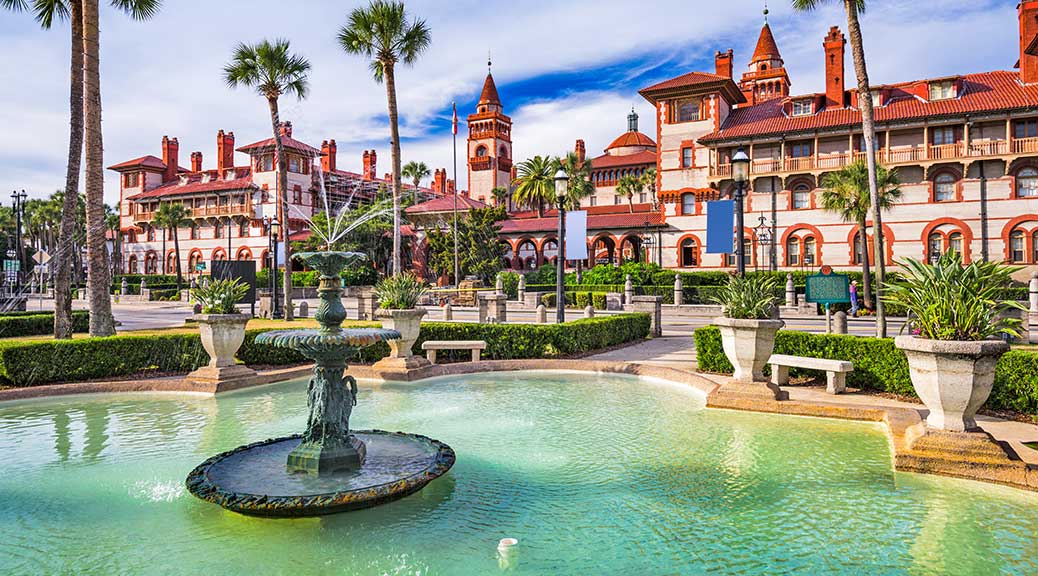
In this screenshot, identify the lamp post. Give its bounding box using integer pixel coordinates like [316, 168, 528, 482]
[554, 168, 568, 324]
[731, 148, 750, 276]
[754, 214, 772, 274]
[11, 190, 27, 294]
[265, 216, 282, 319]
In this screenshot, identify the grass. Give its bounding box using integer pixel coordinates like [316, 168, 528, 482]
[0, 318, 329, 343]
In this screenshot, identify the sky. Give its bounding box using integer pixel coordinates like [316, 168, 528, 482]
[0, 0, 1024, 205]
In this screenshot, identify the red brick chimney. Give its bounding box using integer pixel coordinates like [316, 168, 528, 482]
[432, 168, 446, 194]
[575, 139, 586, 163]
[161, 136, 179, 182]
[279, 121, 293, 138]
[824, 27, 846, 109]
[190, 151, 202, 172]
[217, 130, 235, 174]
[715, 49, 734, 79]
[362, 149, 377, 180]
[320, 140, 337, 173]
[1021, 1, 1038, 84]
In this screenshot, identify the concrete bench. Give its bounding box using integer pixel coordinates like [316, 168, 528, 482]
[421, 340, 487, 364]
[769, 354, 854, 394]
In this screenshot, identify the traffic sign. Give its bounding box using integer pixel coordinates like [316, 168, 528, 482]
[32, 250, 50, 265]
[805, 268, 850, 305]
[3, 260, 20, 272]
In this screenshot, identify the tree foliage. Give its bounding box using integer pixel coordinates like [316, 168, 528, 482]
[426, 207, 507, 284]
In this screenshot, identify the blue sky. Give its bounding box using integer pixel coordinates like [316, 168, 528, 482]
[0, 0, 1022, 203]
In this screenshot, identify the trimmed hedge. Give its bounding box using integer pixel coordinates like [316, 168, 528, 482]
[0, 311, 90, 338]
[694, 326, 1038, 414]
[0, 314, 651, 387]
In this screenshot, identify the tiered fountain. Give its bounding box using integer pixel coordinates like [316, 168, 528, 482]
[186, 251, 454, 517]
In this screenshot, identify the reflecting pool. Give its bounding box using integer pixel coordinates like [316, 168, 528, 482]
[0, 371, 1036, 575]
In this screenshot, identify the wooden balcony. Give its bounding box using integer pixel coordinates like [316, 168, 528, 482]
[133, 201, 252, 223]
[470, 157, 494, 172]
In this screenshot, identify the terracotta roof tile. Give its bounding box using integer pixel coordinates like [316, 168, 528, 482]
[751, 22, 782, 63]
[126, 168, 255, 200]
[605, 131, 656, 152]
[590, 150, 657, 169]
[479, 73, 501, 105]
[236, 135, 320, 156]
[107, 155, 166, 171]
[405, 194, 488, 214]
[640, 71, 730, 94]
[499, 205, 663, 234]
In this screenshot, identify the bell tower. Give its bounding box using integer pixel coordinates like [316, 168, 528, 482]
[739, 8, 791, 104]
[467, 58, 513, 202]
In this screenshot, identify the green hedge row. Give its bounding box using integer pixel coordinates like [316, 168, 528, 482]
[693, 326, 1038, 414]
[0, 311, 90, 339]
[0, 314, 651, 387]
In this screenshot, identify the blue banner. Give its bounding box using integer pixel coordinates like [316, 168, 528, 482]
[705, 200, 735, 254]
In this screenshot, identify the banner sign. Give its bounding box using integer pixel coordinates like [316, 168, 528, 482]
[805, 266, 851, 305]
[705, 200, 735, 254]
[565, 210, 588, 260]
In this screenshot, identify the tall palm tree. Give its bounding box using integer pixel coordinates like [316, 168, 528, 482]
[224, 39, 310, 321]
[490, 186, 510, 208]
[615, 174, 643, 213]
[792, 0, 887, 335]
[402, 160, 431, 203]
[511, 156, 556, 217]
[339, 0, 431, 276]
[81, 0, 160, 336]
[641, 166, 658, 208]
[820, 160, 901, 310]
[153, 202, 189, 291]
[557, 151, 595, 278]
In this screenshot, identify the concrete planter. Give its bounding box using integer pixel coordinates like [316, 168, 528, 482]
[714, 317, 784, 383]
[186, 313, 255, 389]
[895, 336, 1009, 432]
[374, 308, 430, 370]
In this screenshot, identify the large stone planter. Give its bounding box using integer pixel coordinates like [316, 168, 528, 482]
[714, 317, 785, 399]
[373, 308, 430, 370]
[894, 336, 1009, 432]
[186, 313, 256, 390]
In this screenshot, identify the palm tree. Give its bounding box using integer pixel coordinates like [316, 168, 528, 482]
[339, 0, 431, 276]
[615, 174, 643, 213]
[557, 152, 595, 211]
[641, 166, 658, 208]
[402, 160, 431, 203]
[224, 39, 310, 321]
[153, 202, 190, 291]
[820, 160, 901, 310]
[511, 156, 556, 217]
[792, 0, 887, 335]
[490, 186, 510, 208]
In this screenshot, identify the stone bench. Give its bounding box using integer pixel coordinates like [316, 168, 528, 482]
[421, 340, 487, 364]
[769, 354, 854, 394]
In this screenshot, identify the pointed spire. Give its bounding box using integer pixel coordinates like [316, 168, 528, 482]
[751, 20, 782, 65]
[478, 67, 501, 106]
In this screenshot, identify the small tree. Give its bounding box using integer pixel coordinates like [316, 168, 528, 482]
[153, 202, 190, 291]
[511, 156, 556, 217]
[402, 160, 431, 204]
[426, 206, 507, 284]
[615, 174, 643, 213]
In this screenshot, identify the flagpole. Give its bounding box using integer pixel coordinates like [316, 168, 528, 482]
[452, 101, 460, 286]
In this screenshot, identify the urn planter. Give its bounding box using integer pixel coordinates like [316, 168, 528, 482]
[894, 336, 1009, 432]
[714, 317, 785, 399]
[186, 313, 256, 390]
[373, 308, 430, 370]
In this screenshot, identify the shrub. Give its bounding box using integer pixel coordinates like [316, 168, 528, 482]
[499, 271, 520, 299]
[0, 311, 90, 338]
[192, 278, 248, 314]
[375, 273, 428, 309]
[694, 326, 1038, 413]
[523, 264, 558, 286]
[592, 292, 607, 310]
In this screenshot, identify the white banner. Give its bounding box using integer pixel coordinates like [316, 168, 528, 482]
[565, 210, 588, 260]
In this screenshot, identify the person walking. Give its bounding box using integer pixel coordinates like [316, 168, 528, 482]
[849, 280, 860, 317]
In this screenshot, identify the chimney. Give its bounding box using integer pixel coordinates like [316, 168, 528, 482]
[217, 130, 235, 173]
[161, 136, 179, 182]
[327, 139, 336, 172]
[824, 26, 846, 109]
[320, 140, 338, 173]
[433, 168, 447, 194]
[362, 149, 377, 180]
[190, 151, 203, 172]
[279, 121, 293, 138]
[575, 139, 586, 163]
[715, 49, 734, 79]
[1021, 1, 1038, 84]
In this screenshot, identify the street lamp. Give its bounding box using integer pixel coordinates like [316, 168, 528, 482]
[265, 216, 282, 319]
[554, 168, 568, 324]
[11, 190, 27, 294]
[754, 214, 772, 273]
[731, 148, 750, 276]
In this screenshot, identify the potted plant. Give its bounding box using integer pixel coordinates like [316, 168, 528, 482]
[187, 278, 255, 386]
[373, 273, 430, 369]
[710, 274, 784, 397]
[888, 252, 1022, 432]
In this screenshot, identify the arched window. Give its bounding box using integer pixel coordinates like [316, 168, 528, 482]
[949, 232, 963, 256]
[239, 221, 250, 238]
[188, 251, 203, 272]
[804, 236, 817, 266]
[792, 184, 811, 210]
[934, 173, 956, 202]
[681, 193, 695, 215]
[127, 255, 138, 274]
[476, 145, 488, 157]
[680, 238, 699, 267]
[927, 233, 943, 263]
[1010, 230, 1026, 263]
[214, 223, 223, 239]
[786, 237, 801, 266]
[853, 232, 865, 265]
[499, 145, 508, 158]
[166, 252, 176, 274]
[146, 226, 155, 242]
[1017, 167, 1038, 198]
[189, 224, 199, 240]
[1032, 231, 1038, 263]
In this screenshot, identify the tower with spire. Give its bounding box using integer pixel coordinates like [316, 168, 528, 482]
[738, 7, 791, 104]
[467, 57, 513, 205]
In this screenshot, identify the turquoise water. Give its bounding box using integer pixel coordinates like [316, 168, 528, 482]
[0, 371, 1036, 575]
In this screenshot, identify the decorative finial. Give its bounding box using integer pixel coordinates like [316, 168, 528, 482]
[763, 0, 769, 22]
[488, 50, 492, 73]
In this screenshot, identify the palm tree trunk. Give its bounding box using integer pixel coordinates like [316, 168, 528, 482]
[267, 97, 294, 320]
[172, 227, 182, 292]
[161, 228, 166, 274]
[845, 0, 886, 336]
[384, 62, 402, 276]
[858, 218, 872, 310]
[628, 195, 634, 213]
[81, 0, 115, 337]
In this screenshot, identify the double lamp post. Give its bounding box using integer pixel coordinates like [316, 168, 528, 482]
[264, 216, 282, 319]
[731, 148, 751, 277]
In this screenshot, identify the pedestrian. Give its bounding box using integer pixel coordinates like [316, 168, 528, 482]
[849, 280, 859, 317]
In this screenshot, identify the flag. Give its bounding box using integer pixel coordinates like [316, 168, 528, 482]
[451, 102, 458, 135]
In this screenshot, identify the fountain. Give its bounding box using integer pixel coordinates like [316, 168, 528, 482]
[185, 251, 455, 517]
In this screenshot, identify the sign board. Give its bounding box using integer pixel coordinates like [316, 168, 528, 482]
[805, 269, 850, 305]
[705, 200, 735, 254]
[211, 260, 257, 303]
[32, 250, 50, 265]
[195, 262, 207, 272]
[565, 210, 588, 260]
[3, 260, 20, 272]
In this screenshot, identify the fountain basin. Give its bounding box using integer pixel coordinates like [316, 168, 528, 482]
[186, 430, 455, 517]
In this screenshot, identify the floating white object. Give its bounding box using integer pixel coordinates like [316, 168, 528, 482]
[498, 537, 518, 551]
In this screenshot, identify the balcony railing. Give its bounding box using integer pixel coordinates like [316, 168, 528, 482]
[134, 202, 252, 223]
[470, 157, 494, 172]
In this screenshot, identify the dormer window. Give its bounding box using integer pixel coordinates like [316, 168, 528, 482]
[870, 92, 883, 107]
[930, 80, 956, 100]
[791, 99, 813, 117]
[201, 173, 211, 184]
[124, 172, 140, 188]
[225, 169, 236, 180]
[178, 175, 189, 186]
[670, 98, 701, 123]
[257, 154, 274, 172]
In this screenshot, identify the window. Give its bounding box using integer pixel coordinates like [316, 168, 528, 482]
[682, 147, 693, 168]
[288, 155, 300, 173]
[239, 222, 250, 238]
[787, 237, 801, 266]
[928, 233, 943, 263]
[680, 238, 699, 267]
[639, 192, 647, 203]
[1014, 119, 1038, 139]
[870, 93, 883, 108]
[929, 80, 955, 100]
[146, 226, 155, 242]
[672, 99, 700, 123]
[1017, 167, 1038, 197]
[949, 232, 963, 256]
[258, 154, 274, 172]
[792, 184, 811, 210]
[1011, 230, 1026, 263]
[1033, 231, 1038, 263]
[681, 193, 695, 215]
[476, 146, 488, 157]
[614, 196, 622, 205]
[934, 173, 957, 202]
[790, 142, 812, 158]
[293, 188, 302, 204]
[932, 126, 955, 146]
[792, 99, 813, 116]
[128, 255, 138, 274]
[214, 223, 222, 239]
[190, 224, 199, 240]
[124, 172, 140, 188]
[804, 237, 817, 266]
